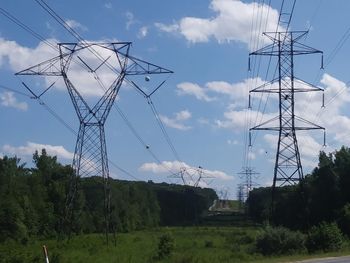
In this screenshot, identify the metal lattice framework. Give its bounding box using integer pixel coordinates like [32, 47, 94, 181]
[168, 166, 214, 187]
[249, 31, 325, 189]
[238, 167, 259, 201]
[16, 42, 173, 242]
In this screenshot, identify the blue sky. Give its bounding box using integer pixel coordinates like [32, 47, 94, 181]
[1, 0, 350, 199]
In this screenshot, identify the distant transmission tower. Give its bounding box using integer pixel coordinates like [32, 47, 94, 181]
[16, 42, 172, 243]
[169, 166, 214, 187]
[249, 31, 325, 192]
[238, 166, 259, 201]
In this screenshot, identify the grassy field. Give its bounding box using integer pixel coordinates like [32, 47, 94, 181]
[1, 226, 349, 263]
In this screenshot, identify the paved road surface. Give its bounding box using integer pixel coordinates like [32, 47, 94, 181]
[293, 256, 350, 263]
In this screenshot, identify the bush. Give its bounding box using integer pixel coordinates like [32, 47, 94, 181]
[156, 233, 175, 259]
[338, 203, 350, 237]
[306, 222, 343, 252]
[255, 226, 306, 255]
[204, 240, 214, 248]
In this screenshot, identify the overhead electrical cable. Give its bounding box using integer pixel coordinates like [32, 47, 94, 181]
[34, 0, 182, 174]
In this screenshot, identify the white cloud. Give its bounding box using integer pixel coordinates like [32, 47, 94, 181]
[177, 82, 216, 102]
[0, 38, 124, 97]
[159, 110, 192, 131]
[156, 0, 282, 48]
[227, 139, 238, 145]
[137, 26, 148, 38]
[125, 11, 137, 30]
[139, 160, 233, 182]
[248, 151, 256, 160]
[177, 78, 266, 106]
[154, 22, 179, 33]
[216, 109, 276, 131]
[65, 19, 88, 32]
[263, 132, 326, 169]
[2, 142, 74, 160]
[140, 160, 186, 174]
[0, 37, 57, 71]
[0, 92, 28, 111]
[104, 2, 112, 9]
[206, 78, 265, 100]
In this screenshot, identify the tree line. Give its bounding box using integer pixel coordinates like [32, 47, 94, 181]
[0, 149, 217, 243]
[247, 146, 350, 236]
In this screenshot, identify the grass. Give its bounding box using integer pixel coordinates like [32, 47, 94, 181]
[0, 226, 349, 263]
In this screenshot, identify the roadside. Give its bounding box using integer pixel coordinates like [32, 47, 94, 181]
[291, 255, 350, 263]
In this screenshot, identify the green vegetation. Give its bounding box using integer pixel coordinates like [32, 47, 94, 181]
[248, 146, 350, 232]
[255, 226, 306, 256]
[1, 226, 350, 263]
[2, 146, 350, 262]
[306, 222, 344, 253]
[0, 227, 261, 263]
[0, 150, 216, 243]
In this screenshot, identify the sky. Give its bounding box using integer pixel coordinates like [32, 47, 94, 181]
[1, 0, 350, 199]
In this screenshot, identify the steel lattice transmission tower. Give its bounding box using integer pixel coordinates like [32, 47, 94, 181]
[238, 167, 259, 201]
[168, 166, 214, 187]
[249, 31, 325, 190]
[16, 42, 173, 241]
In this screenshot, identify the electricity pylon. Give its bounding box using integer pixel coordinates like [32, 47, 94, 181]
[16, 42, 173, 243]
[238, 166, 259, 201]
[169, 166, 213, 187]
[249, 31, 325, 195]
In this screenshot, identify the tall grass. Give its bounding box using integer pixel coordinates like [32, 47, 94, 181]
[0, 226, 349, 263]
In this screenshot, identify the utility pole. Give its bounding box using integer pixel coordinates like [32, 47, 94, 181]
[16, 42, 173, 244]
[249, 31, 325, 206]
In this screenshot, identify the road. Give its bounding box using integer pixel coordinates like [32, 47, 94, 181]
[293, 256, 350, 263]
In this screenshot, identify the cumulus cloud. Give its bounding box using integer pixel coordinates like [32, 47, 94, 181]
[0, 38, 57, 71]
[206, 78, 265, 100]
[0, 92, 28, 111]
[177, 82, 216, 102]
[159, 110, 192, 130]
[65, 19, 88, 32]
[104, 2, 112, 9]
[216, 109, 276, 131]
[177, 78, 266, 106]
[125, 11, 137, 30]
[137, 26, 148, 38]
[263, 133, 325, 168]
[139, 160, 233, 182]
[2, 142, 74, 160]
[155, 0, 282, 49]
[154, 22, 179, 33]
[0, 38, 124, 97]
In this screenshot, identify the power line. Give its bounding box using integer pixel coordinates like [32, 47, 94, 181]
[0, 0, 177, 181]
[14, 74, 142, 182]
[244, 0, 297, 170]
[0, 7, 57, 50]
[34, 0, 181, 175]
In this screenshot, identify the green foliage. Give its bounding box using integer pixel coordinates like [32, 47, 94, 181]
[0, 150, 217, 243]
[255, 226, 306, 255]
[204, 240, 214, 248]
[156, 233, 175, 259]
[247, 147, 350, 232]
[338, 203, 350, 237]
[0, 227, 264, 263]
[306, 222, 343, 253]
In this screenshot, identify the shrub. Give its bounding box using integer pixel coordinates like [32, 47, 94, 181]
[306, 222, 343, 252]
[50, 252, 62, 263]
[338, 203, 350, 237]
[157, 233, 175, 259]
[204, 240, 214, 248]
[255, 226, 306, 255]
